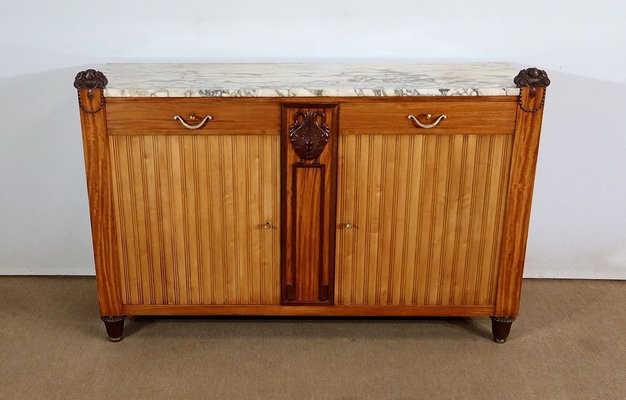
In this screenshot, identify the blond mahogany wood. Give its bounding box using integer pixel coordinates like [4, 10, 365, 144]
[495, 87, 547, 317]
[78, 88, 123, 315]
[281, 105, 338, 304]
[123, 304, 495, 316]
[104, 97, 516, 135]
[335, 134, 513, 306]
[106, 98, 280, 135]
[77, 64, 550, 344]
[340, 101, 517, 135]
[109, 134, 281, 305]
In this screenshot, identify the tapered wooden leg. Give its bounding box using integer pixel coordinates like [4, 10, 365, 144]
[101, 316, 126, 342]
[490, 316, 515, 344]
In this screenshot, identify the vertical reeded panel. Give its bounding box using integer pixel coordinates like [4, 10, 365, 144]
[109, 135, 280, 305]
[335, 134, 513, 306]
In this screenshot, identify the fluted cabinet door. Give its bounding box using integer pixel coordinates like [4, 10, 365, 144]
[335, 134, 513, 306]
[109, 134, 281, 305]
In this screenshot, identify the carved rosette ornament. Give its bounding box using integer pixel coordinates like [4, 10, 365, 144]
[514, 67, 550, 113]
[514, 68, 550, 93]
[74, 69, 108, 92]
[289, 111, 330, 162]
[74, 69, 108, 114]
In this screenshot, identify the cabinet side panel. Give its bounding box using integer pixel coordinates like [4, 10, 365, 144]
[336, 134, 513, 306]
[109, 134, 281, 305]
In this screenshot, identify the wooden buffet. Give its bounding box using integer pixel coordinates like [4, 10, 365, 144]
[73, 63, 550, 342]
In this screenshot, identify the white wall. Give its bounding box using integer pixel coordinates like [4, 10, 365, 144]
[1, 0, 624, 278]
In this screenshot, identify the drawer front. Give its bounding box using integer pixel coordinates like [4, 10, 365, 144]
[340, 99, 517, 135]
[106, 98, 280, 135]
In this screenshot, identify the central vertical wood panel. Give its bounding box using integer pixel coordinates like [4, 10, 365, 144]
[335, 134, 513, 306]
[109, 134, 280, 305]
[293, 165, 324, 300]
[282, 105, 338, 304]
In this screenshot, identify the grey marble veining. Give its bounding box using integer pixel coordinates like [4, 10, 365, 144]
[101, 63, 522, 97]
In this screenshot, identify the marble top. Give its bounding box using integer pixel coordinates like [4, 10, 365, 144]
[102, 62, 522, 97]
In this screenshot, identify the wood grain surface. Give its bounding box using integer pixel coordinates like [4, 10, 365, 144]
[83, 91, 545, 320]
[281, 104, 338, 304]
[109, 134, 280, 305]
[340, 100, 517, 135]
[106, 98, 280, 136]
[495, 87, 547, 317]
[335, 133, 513, 306]
[78, 88, 123, 315]
[123, 304, 495, 316]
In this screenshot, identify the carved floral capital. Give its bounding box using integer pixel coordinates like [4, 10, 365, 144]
[74, 69, 108, 90]
[514, 68, 550, 89]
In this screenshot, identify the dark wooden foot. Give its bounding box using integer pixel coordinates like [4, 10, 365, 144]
[490, 316, 515, 344]
[101, 316, 126, 342]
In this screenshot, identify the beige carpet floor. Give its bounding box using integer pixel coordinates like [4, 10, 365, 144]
[0, 277, 624, 400]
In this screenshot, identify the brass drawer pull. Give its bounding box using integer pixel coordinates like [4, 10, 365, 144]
[173, 114, 213, 130]
[262, 222, 274, 230]
[407, 113, 447, 129]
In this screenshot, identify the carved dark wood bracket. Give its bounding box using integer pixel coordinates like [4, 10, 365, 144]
[74, 69, 108, 92]
[514, 67, 550, 97]
[289, 111, 330, 162]
[514, 68, 550, 92]
[514, 67, 550, 113]
[74, 69, 108, 114]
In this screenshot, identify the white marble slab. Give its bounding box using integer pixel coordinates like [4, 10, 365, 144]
[102, 62, 522, 97]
